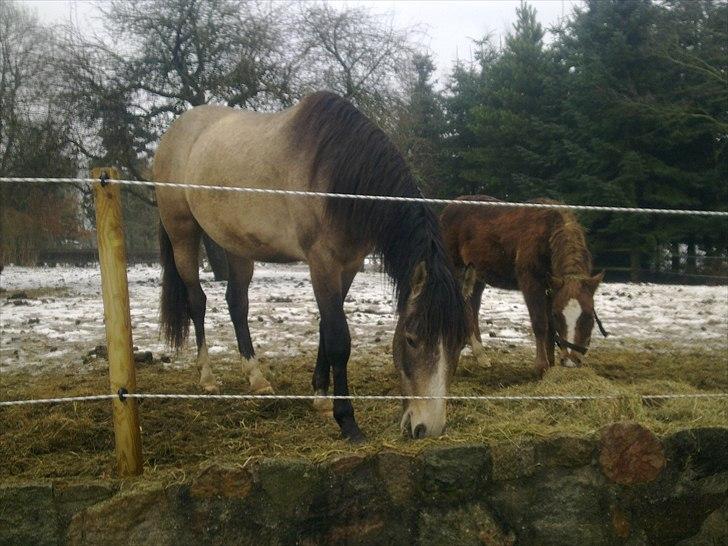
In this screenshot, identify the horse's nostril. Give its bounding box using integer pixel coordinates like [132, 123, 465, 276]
[413, 424, 427, 439]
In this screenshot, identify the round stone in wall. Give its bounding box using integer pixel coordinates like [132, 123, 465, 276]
[599, 422, 666, 485]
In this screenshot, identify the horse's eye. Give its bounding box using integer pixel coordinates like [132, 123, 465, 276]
[406, 335, 418, 348]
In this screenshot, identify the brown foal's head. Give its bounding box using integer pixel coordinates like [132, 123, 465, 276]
[550, 271, 604, 367]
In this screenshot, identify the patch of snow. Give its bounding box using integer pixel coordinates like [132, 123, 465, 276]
[0, 264, 726, 375]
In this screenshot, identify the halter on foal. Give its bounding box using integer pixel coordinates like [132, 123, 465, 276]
[441, 196, 607, 375]
[547, 274, 609, 357]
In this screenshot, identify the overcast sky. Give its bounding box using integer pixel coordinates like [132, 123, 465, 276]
[22, 0, 582, 83]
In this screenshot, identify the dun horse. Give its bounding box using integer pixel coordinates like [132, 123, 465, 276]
[441, 196, 606, 375]
[154, 92, 468, 441]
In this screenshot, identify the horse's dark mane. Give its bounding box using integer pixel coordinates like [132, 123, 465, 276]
[292, 91, 467, 349]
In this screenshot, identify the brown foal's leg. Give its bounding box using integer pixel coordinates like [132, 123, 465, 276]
[468, 279, 491, 367]
[546, 309, 556, 368]
[520, 280, 551, 376]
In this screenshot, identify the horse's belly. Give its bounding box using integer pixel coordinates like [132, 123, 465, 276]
[213, 227, 306, 263]
[461, 240, 518, 290]
[191, 199, 310, 263]
[218, 224, 306, 262]
[482, 273, 519, 291]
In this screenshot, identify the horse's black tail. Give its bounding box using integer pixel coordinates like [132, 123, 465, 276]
[159, 221, 189, 349]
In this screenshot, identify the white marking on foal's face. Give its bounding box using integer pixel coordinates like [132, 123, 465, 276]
[564, 298, 581, 345]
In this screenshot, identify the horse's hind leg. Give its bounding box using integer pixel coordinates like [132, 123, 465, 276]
[225, 253, 273, 395]
[170, 222, 218, 392]
[469, 279, 491, 367]
[312, 266, 357, 417]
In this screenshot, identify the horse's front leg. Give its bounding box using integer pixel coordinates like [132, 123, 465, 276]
[226, 254, 273, 394]
[521, 284, 550, 377]
[546, 316, 556, 368]
[312, 266, 358, 417]
[309, 258, 364, 442]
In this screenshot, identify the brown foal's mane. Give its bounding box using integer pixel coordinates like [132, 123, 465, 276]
[545, 208, 593, 290]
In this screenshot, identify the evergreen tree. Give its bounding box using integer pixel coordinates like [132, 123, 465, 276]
[396, 54, 448, 196]
[554, 0, 726, 268]
[440, 38, 497, 197]
[468, 2, 562, 200]
[447, 2, 568, 201]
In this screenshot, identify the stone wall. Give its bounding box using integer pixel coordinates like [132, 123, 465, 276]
[1, 425, 726, 545]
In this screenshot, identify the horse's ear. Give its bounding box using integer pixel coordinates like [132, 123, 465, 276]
[585, 270, 605, 293]
[461, 264, 478, 299]
[410, 261, 428, 299]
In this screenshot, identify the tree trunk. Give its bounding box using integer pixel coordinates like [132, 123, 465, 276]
[686, 236, 697, 275]
[629, 248, 641, 283]
[202, 233, 229, 281]
[671, 242, 680, 273]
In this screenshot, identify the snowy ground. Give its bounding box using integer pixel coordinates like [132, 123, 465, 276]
[1, 264, 726, 374]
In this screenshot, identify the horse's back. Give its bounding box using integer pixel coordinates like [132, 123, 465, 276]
[154, 105, 234, 183]
[153, 105, 288, 185]
[441, 195, 500, 227]
[440, 194, 552, 289]
[440, 195, 508, 255]
[153, 103, 325, 263]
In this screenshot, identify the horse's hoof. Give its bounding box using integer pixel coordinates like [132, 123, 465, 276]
[201, 383, 220, 394]
[475, 353, 492, 368]
[249, 369, 274, 395]
[313, 397, 333, 418]
[252, 384, 274, 395]
[344, 429, 366, 443]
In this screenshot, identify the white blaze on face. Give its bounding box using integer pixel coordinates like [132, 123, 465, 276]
[405, 342, 448, 438]
[564, 298, 581, 345]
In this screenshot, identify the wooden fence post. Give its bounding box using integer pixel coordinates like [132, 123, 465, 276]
[92, 167, 143, 476]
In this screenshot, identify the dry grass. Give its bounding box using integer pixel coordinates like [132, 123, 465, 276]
[1, 343, 726, 482]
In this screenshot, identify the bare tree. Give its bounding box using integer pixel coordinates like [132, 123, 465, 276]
[0, 2, 71, 174]
[49, 0, 422, 272]
[0, 3, 83, 265]
[102, 0, 298, 110]
[296, 3, 419, 129]
[54, 0, 304, 270]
